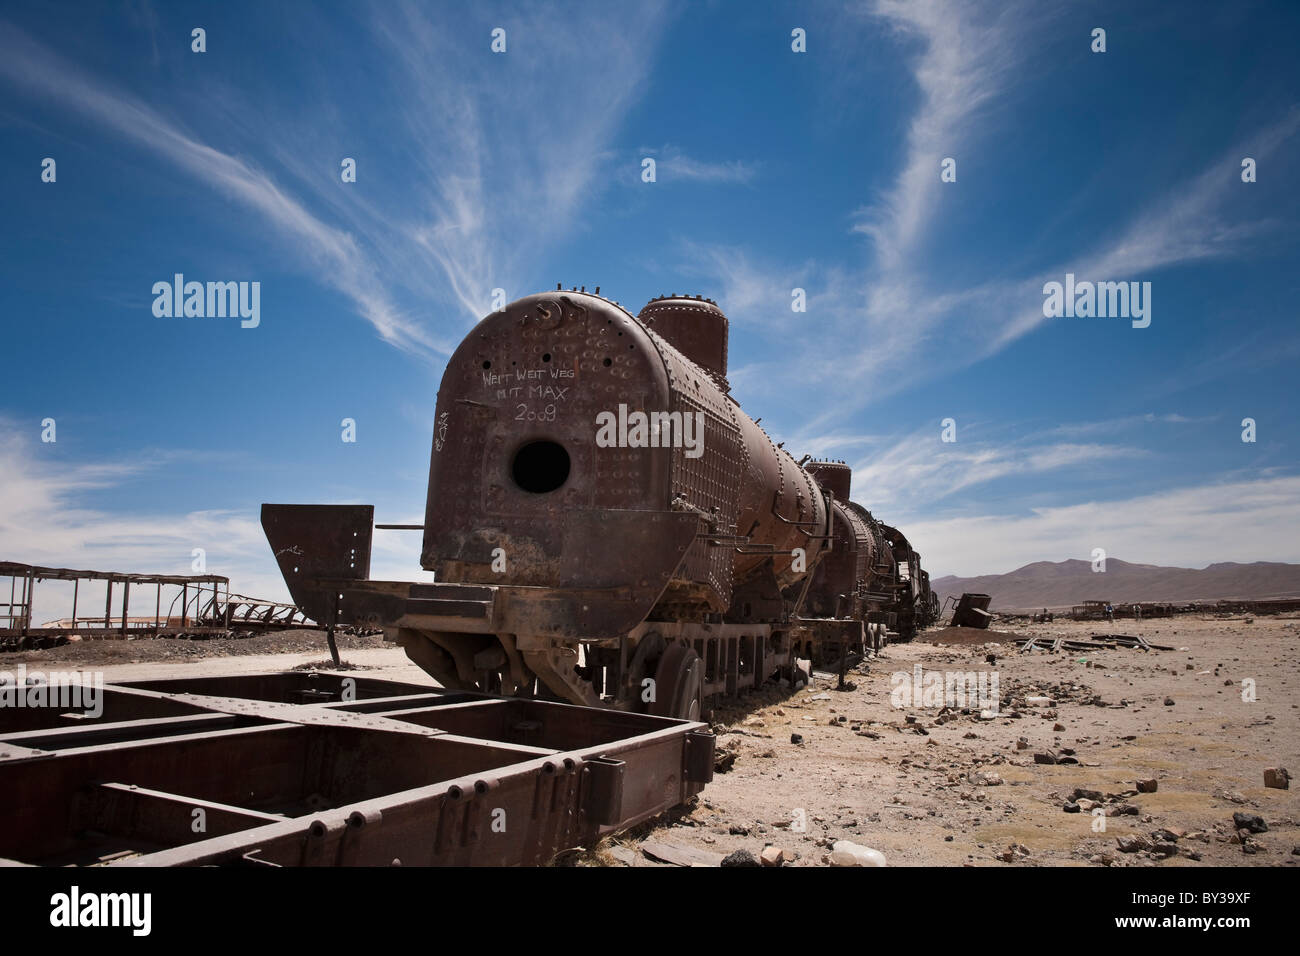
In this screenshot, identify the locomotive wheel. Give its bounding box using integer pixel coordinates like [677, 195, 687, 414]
[651, 643, 703, 721]
[626, 631, 666, 706]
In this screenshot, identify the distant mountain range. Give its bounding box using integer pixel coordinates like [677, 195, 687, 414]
[932, 559, 1300, 611]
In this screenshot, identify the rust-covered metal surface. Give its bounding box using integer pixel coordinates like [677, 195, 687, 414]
[262, 287, 937, 716]
[262, 504, 374, 627]
[0, 672, 712, 866]
[415, 290, 826, 617]
[638, 294, 729, 380]
[948, 592, 993, 629]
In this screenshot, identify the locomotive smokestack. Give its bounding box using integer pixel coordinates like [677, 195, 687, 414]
[637, 295, 729, 379]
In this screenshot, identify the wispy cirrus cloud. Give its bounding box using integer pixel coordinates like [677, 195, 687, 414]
[678, 242, 839, 329]
[853, 0, 1029, 272]
[834, 418, 1300, 575]
[0, 19, 446, 360]
[1045, 412, 1214, 439]
[678, 1, 1299, 451]
[989, 108, 1300, 351]
[844, 429, 1147, 517]
[368, 1, 673, 320]
[0, 2, 675, 354]
[642, 145, 760, 185]
[675, 0, 1045, 420]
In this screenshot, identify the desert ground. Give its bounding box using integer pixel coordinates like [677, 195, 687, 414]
[624, 614, 1299, 867]
[6, 614, 1296, 867]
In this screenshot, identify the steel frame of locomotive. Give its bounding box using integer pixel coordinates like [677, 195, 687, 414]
[263, 290, 939, 720]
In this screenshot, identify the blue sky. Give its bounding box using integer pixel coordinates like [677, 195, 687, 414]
[1, 0, 1298, 621]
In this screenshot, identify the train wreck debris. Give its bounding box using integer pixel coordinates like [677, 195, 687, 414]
[0, 561, 315, 652]
[1017, 633, 1176, 653]
[946, 593, 993, 629]
[1, 562, 231, 651]
[262, 290, 940, 719]
[0, 672, 713, 866]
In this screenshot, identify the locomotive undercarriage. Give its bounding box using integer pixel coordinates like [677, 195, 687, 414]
[391, 620, 807, 721]
[260, 504, 871, 720]
[332, 564, 885, 719]
[261, 502, 899, 723]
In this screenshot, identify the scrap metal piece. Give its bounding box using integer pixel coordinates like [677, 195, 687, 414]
[261, 504, 374, 626]
[949, 593, 993, 629]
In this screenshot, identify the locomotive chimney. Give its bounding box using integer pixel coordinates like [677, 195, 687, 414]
[637, 295, 728, 379]
[806, 460, 852, 501]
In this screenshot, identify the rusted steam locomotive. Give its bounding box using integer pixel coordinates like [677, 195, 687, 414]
[263, 290, 938, 720]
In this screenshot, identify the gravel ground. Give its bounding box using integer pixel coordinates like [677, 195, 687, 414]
[621, 614, 1299, 867]
[5, 615, 1295, 867]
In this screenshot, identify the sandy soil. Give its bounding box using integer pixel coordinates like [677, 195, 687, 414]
[0, 630, 430, 684]
[5, 616, 1295, 867]
[626, 615, 1299, 866]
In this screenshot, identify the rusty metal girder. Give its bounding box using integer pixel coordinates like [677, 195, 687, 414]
[0, 672, 712, 867]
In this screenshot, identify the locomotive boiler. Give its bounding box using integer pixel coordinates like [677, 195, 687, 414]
[263, 289, 937, 719]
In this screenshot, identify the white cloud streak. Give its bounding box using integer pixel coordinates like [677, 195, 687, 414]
[370, 1, 672, 320]
[0, 20, 446, 359]
[647, 145, 759, 185]
[681, 2, 1299, 448]
[844, 430, 1147, 517]
[0, 3, 675, 353]
[855, 0, 1023, 272]
[1045, 413, 1212, 439]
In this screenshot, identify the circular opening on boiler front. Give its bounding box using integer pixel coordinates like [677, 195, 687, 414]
[511, 440, 570, 494]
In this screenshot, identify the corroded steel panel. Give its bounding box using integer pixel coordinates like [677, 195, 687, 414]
[637, 294, 729, 379]
[261, 504, 374, 625]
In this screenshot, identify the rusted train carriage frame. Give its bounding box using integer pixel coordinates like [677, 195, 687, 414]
[0, 672, 713, 867]
[0, 562, 232, 647]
